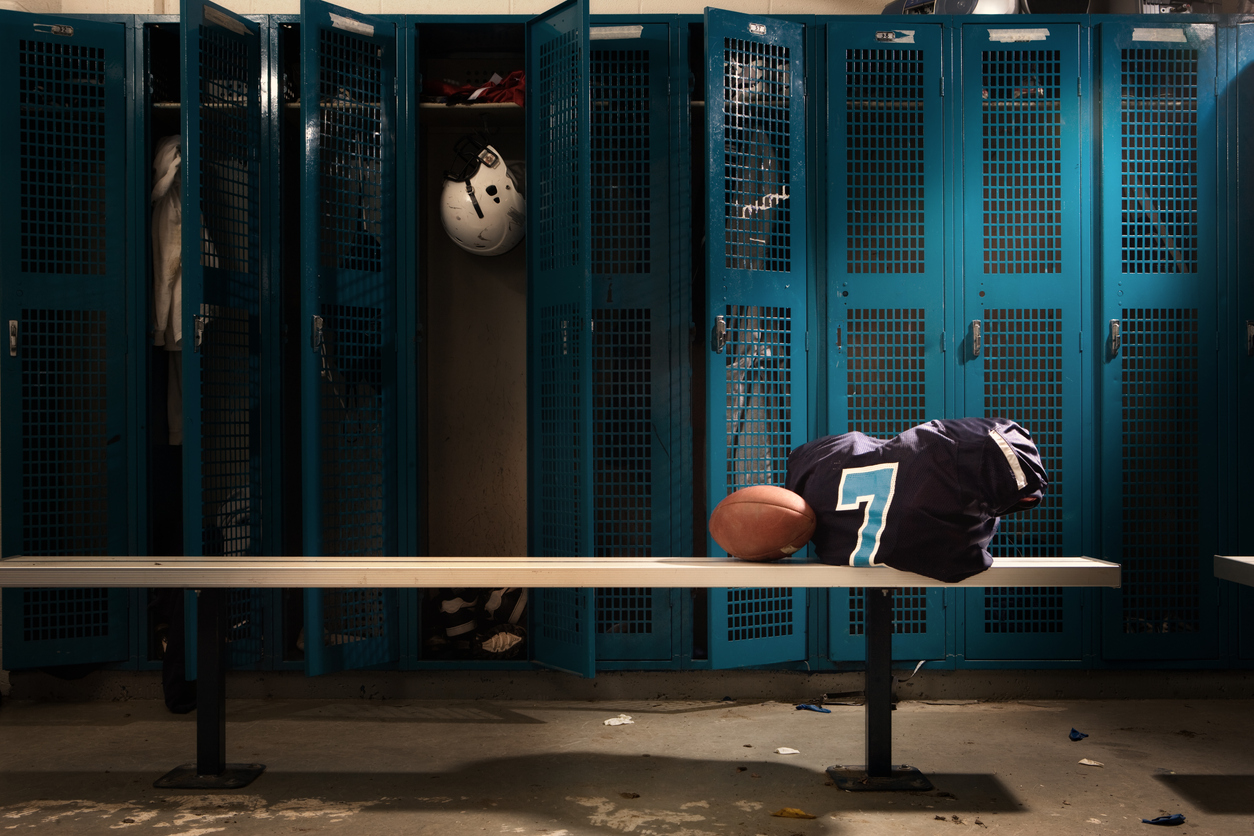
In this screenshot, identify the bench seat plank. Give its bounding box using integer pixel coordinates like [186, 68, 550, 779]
[0, 555, 1119, 588]
[1215, 555, 1254, 588]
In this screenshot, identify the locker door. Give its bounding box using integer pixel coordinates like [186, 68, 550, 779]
[300, 0, 399, 675]
[587, 23, 686, 664]
[1097, 21, 1219, 660]
[526, 0, 596, 678]
[958, 23, 1085, 662]
[825, 22, 947, 664]
[180, 0, 266, 672]
[1237, 22, 1254, 661]
[704, 9, 808, 668]
[0, 13, 130, 668]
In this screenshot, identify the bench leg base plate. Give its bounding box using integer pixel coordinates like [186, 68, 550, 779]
[826, 764, 933, 792]
[154, 763, 266, 790]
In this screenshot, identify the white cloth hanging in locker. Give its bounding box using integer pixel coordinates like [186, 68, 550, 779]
[152, 134, 184, 446]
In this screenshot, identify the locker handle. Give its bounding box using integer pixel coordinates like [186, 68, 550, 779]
[8, 320, 16, 357]
[1109, 319, 1121, 358]
[193, 315, 208, 352]
[971, 320, 982, 359]
[712, 315, 727, 354]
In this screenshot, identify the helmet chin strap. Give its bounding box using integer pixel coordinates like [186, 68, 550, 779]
[465, 180, 484, 219]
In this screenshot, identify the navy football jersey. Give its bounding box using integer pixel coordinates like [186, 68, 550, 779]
[783, 418, 1048, 582]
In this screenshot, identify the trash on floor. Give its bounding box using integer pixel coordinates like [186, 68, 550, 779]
[1141, 813, 1186, 826]
[771, 807, 817, 819]
[1078, 758, 1104, 767]
[604, 714, 634, 726]
[1069, 728, 1089, 741]
[796, 704, 831, 713]
[775, 747, 801, 755]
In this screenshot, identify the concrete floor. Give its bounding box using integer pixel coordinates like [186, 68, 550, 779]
[1, 696, 1252, 834]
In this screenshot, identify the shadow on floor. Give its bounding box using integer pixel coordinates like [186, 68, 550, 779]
[1153, 774, 1254, 814]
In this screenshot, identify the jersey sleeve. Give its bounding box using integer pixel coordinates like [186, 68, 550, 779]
[980, 420, 1048, 515]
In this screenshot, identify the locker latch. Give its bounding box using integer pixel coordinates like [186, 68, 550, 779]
[712, 315, 727, 354]
[311, 315, 325, 353]
[970, 320, 982, 359]
[8, 321, 17, 357]
[1247, 320, 1253, 357]
[1109, 319, 1121, 359]
[193, 315, 208, 352]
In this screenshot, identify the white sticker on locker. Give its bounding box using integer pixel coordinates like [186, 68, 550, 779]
[988, 28, 1050, 43]
[330, 12, 374, 39]
[750, 22, 767, 35]
[204, 5, 250, 37]
[876, 30, 916, 44]
[591, 25, 644, 40]
[1132, 28, 1187, 42]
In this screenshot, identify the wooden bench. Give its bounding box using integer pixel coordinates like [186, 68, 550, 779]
[0, 554, 1119, 792]
[1215, 555, 1254, 587]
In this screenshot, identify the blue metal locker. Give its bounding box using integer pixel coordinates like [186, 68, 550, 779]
[1236, 22, 1254, 662]
[1097, 20, 1220, 661]
[957, 22, 1086, 663]
[180, 0, 267, 671]
[587, 22, 688, 665]
[824, 20, 948, 664]
[299, 0, 400, 675]
[704, 9, 809, 668]
[527, 0, 597, 678]
[0, 12, 131, 668]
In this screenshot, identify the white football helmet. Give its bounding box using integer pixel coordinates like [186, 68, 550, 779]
[440, 137, 526, 257]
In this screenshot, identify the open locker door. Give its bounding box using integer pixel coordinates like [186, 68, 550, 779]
[526, 0, 596, 678]
[0, 11, 130, 668]
[824, 21, 947, 665]
[704, 9, 808, 669]
[299, 0, 400, 675]
[180, 0, 267, 677]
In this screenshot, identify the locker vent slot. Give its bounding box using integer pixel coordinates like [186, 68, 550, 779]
[318, 303, 385, 556]
[199, 303, 256, 557]
[317, 28, 383, 274]
[980, 49, 1062, 274]
[983, 308, 1063, 555]
[539, 588, 586, 643]
[983, 587, 1064, 634]
[722, 38, 792, 273]
[198, 24, 258, 274]
[18, 40, 107, 275]
[1120, 48, 1199, 275]
[591, 48, 651, 275]
[597, 588, 653, 634]
[593, 308, 652, 555]
[982, 308, 1064, 634]
[20, 309, 109, 555]
[537, 28, 582, 272]
[723, 305, 791, 491]
[726, 587, 794, 642]
[540, 305, 582, 556]
[846, 308, 926, 438]
[848, 587, 929, 636]
[845, 48, 925, 274]
[21, 588, 110, 641]
[1120, 308, 1200, 633]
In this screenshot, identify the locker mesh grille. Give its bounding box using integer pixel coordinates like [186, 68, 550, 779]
[848, 588, 928, 636]
[198, 304, 256, 556]
[980, 49, 1062, 274]
[597, 588, 654, 634]
[537, 28, 582, 272]
[20, 309, 109, 555]
[591, 48, 650, 275]
[1120, 308, 1200, 634]
[321, 590, 388, 644]
[318, 28, 383, 274]
[21, 588, 110, 641]
[198, 24, 258, 273]
[722, 38, 792, 272]
[726, 587, 793, 642]
[982, 308, 1064, 634]
[846, 308, 927, 437]
[1120, 49, 1199, 274]
[845, 49, 925, 274]
[540, 305, 582, 556]
[18, 40, 107, 275]
[593, 308, 651, 556]
[319, 304, 385, 556]
[723, 306, 791, 492]
[539, 588, 585, 644]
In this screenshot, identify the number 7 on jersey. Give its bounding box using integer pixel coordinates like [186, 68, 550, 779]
[835, 463, 899, 567]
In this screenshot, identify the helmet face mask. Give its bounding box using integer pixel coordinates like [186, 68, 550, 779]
[440, 137, 526, 257]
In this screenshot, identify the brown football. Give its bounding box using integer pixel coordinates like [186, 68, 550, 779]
[708, 485, 817, 562]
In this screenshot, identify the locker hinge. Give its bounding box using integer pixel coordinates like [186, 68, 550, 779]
[394, 76, 398, 98]
[193, 314, 208, 352]
[940, 330, 946, 352]
[1247, 320, 1253, 356]
[805, 330, 810, 352]
[1077, 77, 1081, 97]
[8, 320, 17, 357]
[712, 315, 727, 353]
[940, 76, 944, 97]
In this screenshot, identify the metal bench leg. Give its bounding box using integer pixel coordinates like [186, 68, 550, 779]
[827, 587, 932, 791]
[154, 588, 265, 789]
